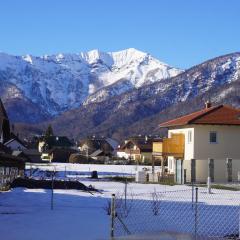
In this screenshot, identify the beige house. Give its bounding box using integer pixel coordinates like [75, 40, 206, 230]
[159, 103, 240, 183]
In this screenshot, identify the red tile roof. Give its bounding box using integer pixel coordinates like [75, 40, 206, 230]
[159, 105, 240, 128]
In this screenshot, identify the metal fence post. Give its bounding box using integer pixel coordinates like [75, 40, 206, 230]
[194, 187, 198, 240]
[191, 159, 196, 183]
[111, 194, 116, 239]
[239, 204, 240, 239]
[226, 158, 232, 182]
[51, 171, 54, 210]
[192, 182, 194, 208]
[207, 176, 211, 194]
[208, 158, 214, 182]
[124, 179, 127, 212]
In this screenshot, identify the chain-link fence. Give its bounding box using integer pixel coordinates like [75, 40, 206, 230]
[110, 187, 240, 239]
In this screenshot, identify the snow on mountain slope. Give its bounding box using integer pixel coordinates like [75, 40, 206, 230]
[42, 52, 240, 140]
[0, 49, 182, 119]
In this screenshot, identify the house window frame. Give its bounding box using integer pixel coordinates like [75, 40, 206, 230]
[187, 130, 192, 144]
[209, 131, 218, 144]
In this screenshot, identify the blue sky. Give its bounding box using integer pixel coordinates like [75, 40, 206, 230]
[0, 0, 239, 68]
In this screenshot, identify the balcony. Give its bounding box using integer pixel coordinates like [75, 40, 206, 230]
[153, 134, 184, 158]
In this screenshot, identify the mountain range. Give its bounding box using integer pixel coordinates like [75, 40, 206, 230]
[0, 48, 181, 123]
[0, 49, 239, 140]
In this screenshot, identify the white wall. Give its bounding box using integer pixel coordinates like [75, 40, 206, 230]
[168, 156, 175, 173]
[41, 153, 51, 162]
[116, 151, 129, 159]
[38, 141, 45, 152]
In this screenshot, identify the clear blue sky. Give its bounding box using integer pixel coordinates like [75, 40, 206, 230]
[0, 0, 239, 69]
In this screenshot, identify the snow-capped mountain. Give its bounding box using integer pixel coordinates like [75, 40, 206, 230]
[0, 48, 182, 120]
[34, 52, 240, 140]
[2, 49, 240, 141]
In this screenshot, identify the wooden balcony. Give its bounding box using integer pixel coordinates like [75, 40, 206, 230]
[153, 134, 184, 158]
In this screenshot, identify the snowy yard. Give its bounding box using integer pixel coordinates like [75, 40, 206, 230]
[25, 163, 160, 179]
[0, 180, 181, 240]
[0, 163, 240, 240]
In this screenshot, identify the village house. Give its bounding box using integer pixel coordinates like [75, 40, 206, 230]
[38, 136, 74, 152]
[48, 147, 78, 163]
[0, 99, 26, 189]
[0, 151, 25, 190]
[117, 136, 156, 164]
[38, 136, 75, 162]
[0, 99, 41, 163]
[152, 138, 164, 165]
[79, 137, 118, 161]
[159, 103, 240, 183]
[4, 133, 27, 151]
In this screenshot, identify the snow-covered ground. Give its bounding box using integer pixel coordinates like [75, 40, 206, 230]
[0, 163, 240, 240]
[25, 163, 161, 179]
[0, 180, 179, 240]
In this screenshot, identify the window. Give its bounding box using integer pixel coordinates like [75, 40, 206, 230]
[188, 130, 192, 143]
[209, 132, 217, 143]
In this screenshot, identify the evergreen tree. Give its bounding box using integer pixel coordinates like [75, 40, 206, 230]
[45, 124, 54, 137]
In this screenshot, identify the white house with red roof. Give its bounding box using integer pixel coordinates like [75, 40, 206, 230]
[159, 102, 240, 183]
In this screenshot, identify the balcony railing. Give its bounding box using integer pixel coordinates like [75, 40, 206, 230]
[153, 134, 185, 158]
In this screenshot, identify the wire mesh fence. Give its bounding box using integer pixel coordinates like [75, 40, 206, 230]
[111, 187, 240, 239]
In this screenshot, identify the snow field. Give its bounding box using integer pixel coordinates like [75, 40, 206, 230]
[1, 163, 240, 239]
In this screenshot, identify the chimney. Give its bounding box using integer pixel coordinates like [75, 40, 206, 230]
[205, 101, 212, 109]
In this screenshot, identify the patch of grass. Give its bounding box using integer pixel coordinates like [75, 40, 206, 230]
[146, 181, 176, 186]
[105, 176, 176, 185]
[105, 176, 135, 183]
